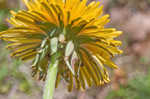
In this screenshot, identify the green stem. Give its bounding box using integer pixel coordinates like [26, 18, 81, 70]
[43, 59, 58, 99]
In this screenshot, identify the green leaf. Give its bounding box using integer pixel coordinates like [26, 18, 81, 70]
[0, 66, 8, 81]
[0, 24, 8, 31]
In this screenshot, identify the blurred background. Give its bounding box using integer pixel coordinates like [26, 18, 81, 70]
[0, 0, 150, 99]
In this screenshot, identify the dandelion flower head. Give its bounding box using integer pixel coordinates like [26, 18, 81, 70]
[0, 0, 122, 91]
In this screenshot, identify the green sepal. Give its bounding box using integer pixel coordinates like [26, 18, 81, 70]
[50, 37, 58, 55]
[40, 45, 48, 60]
[41, 38, 48, 48]
[65, 60, 75, 75]
[71, 51, 78, 68]
[37, 21, 56, 33]
[49, 29, 56, 37]
[75, 35, 96, 44]
[32, 54, 40, 67]
[65, 41, 74, 57]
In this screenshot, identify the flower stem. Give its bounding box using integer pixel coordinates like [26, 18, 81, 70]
[43, 59, 58, 99]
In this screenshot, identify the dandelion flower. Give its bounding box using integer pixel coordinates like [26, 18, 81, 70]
[0, 0, 122, 91]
